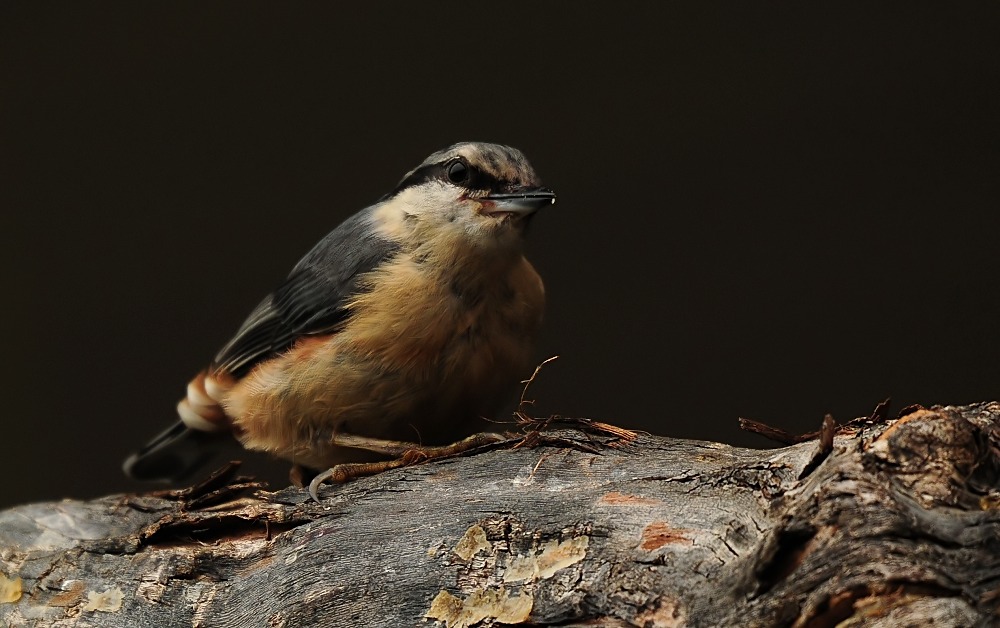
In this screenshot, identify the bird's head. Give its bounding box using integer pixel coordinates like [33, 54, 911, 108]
[380, 142, 555, 252]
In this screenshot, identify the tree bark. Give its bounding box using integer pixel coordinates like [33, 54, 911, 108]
[2, 403, 999, 627]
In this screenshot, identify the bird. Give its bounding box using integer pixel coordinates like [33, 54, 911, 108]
[123, 142, 555, 499]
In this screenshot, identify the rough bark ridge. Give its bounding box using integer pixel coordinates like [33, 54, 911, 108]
[2, 403, 999, 627]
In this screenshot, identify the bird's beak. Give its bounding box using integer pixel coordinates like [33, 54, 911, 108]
[482, 187, 556, 217]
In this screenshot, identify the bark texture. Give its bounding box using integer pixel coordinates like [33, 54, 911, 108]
[2, 403, 999, 627]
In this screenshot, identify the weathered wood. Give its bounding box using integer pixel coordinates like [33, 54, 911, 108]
[2, 403, 999, 627]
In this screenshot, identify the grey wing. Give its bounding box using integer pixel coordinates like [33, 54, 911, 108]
[213, 207, 399, 378]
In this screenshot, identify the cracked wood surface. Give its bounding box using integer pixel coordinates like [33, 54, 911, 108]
[2, 403, 1000, 627]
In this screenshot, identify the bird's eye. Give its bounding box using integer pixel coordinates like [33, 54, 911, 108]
[447, 160, 469, 184]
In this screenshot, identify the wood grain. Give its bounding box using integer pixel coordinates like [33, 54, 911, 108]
[3, 403, 999, 627]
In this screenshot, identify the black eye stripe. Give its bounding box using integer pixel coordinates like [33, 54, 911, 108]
[388, 163, 441, 196]
[389, 159, 508, 197]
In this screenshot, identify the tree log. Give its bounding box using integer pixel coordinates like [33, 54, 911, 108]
[2, 403, 999, 627]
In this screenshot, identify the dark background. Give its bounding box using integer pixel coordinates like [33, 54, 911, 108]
[3, 4, 998, 510]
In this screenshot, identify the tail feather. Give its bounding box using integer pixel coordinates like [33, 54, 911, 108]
[123, 421, 226, 482]
[125, 370, 236, 482]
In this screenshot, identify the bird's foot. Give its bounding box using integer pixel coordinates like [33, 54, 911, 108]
[307, 432, 508, 501]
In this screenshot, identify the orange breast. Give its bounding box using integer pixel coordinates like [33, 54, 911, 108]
[219, 252, 544, 469]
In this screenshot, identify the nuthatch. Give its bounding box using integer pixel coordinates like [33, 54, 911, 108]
[123, 142, 555, 499]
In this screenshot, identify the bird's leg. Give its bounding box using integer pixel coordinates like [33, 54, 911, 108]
[326, 433, 440, 457]
[308, 432, 507, 501]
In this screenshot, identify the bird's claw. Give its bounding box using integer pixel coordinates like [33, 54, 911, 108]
[308, 467, 342, 502]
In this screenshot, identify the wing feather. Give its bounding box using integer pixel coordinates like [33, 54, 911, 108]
[213, 207, 398, 377]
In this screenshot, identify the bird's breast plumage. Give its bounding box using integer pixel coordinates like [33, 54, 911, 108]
[222, 248, 544, 469]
